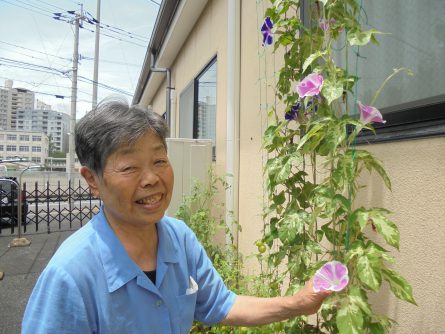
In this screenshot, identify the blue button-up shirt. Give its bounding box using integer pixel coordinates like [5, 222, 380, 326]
[22, 208, 236, 333]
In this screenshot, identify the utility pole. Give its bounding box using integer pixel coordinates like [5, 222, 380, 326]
[92, 0, 101, 109]
[67, 5, 83, 182]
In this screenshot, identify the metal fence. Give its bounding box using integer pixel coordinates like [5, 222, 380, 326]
[0, 180, 101, 235]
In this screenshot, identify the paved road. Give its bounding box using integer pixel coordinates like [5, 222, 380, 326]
[0, 227, 78, 333]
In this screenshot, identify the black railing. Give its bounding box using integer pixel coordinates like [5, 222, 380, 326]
[0, 180, 101, 235]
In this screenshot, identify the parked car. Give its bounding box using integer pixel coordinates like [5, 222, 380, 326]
[0, 177, 28, 227]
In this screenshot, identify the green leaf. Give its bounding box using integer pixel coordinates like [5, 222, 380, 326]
[322, 79, 344, 105]
[382, 268, 417, 305]
[302, 51, 327, 73]
[357, 253, 382, 291]
[370, 210, 400, 249]
[348, 286, 372, 315]
[336, 302, 363, 334]
[347, 29, 383, 46]
[297, 122, 325, 150]
[369, 323, 385, 334]
[352, 208, 369, 231]
[273, 191, 286, 205]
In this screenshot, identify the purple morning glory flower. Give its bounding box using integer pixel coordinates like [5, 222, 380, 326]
[285, 102, 300, 121]
[296, 73, 324, 98]
[261, 16, 274, 46]
[357, 101, 386, 124]
[313, 261, 349, 292]
[319, 18, 336, 31]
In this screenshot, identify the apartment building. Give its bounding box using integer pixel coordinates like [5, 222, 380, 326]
[16, 108, 69, 153]
[0, 130, 49, 165]
[0, 79, 35, 130]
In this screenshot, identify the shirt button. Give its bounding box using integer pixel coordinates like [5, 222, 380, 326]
[156, 300, 163, 307]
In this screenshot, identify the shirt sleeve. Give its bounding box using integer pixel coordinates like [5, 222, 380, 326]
[22, 265, 94, 334]
[185, 229, 237, 326]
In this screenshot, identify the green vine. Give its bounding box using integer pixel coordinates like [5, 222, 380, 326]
[258, 1, 416, 333]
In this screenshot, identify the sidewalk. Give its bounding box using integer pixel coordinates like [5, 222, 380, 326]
[0, 229, 77, 334]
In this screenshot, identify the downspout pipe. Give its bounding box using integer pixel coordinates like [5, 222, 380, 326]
[226, 0, 241, 244]
[150, 50, 172, 130]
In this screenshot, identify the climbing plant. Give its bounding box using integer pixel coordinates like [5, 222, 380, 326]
[257, 0, 416, 333]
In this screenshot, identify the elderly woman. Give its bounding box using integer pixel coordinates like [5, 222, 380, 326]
[22, 99, 330, 333]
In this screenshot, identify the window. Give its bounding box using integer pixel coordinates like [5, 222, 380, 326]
[0, 145, 3, 151]
[31, 157, 41, 163]
[20, 135, 29, 141]
[32, 136, 42, 141]
[302, 0, 445, 143]
[196, 58, 217, 157]
[179, 57, 217, 159]
[32, 146, 41, 152]
[19, 146, 29, 152]
[7, 134, 17, 141]
[6, 145, 16, 152]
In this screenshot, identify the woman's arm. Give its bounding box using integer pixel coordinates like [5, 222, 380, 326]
[220, 279, 331, 327]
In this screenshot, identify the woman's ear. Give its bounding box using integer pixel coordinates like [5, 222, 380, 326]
[80, 166, 100, 198]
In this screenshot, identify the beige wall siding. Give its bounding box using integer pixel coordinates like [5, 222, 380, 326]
[357, 137, 445, 334]
[143, 0, 445, 332]
[150, 0, 228, 177]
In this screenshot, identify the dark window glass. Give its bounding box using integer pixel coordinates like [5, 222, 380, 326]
[195, 58, 217, 159]
[329, 0, 445, 142]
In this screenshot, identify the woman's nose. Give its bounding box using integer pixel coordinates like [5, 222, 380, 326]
[140, 168, 159, 187]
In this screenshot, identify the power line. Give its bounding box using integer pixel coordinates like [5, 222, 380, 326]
[83, 11, 149, 42]
[0, 57, 69, 75]
[0, 76, 92, 97]
[80, 55, 140, 67]
[1, 61, 134, 97]
[0, 41, 72, 62]
[147, 0, 161, 6]
[0, 0, 55, 18]
[28, 0, 69, 12]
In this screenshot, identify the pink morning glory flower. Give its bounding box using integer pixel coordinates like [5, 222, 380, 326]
[357, 101, 386, 124]
[319, 18, 336, 31]
[296, 73, 324, 98]
[313, 261, 349, 292]
[261, 17, 274, 46]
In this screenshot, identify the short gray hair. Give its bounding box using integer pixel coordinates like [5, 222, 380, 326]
[75, 97, 169, 176]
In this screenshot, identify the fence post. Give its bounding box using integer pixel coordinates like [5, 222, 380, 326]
[68, 179, 72, 229]
[46, 180, 50, 234]
[35, 181, 38, 231]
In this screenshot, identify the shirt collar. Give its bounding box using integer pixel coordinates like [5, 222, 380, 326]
[93, 207, 179, 293]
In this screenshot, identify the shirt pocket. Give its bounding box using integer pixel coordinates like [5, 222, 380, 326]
[175, 291, 198, 333]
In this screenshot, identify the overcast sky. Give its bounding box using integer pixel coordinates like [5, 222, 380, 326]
[0, 0, 159, 119]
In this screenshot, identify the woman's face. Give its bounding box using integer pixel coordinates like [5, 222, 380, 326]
[86, 131, 174, 228]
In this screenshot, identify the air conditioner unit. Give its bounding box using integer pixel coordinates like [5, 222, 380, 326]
[166, 138, 212, 217]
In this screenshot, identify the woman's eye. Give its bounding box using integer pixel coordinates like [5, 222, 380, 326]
[155, 159, 168, 166]
[121, 166, 136, 173]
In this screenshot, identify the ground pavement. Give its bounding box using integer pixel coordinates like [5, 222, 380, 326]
[0, 228, 76, 333]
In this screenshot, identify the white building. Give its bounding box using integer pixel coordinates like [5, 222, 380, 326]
[0, 129, 49, 165]
[16, 108, 69, 153]
[0, 79, 35, 130]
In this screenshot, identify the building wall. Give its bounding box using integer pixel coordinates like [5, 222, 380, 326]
[0, 130, 49, 165]
[143, 0, 445, 332]
[356, 137, 445, 334]
[238, 2, 445, 333]
[16, 109, 70, 153]
[150, 0, 228, 176]
[0, 81, 35, 130]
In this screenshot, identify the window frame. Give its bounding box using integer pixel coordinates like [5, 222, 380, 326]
[179, 56, 218, 160]
[300, 1, 445, 144]
[193, 55, 218, 161]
